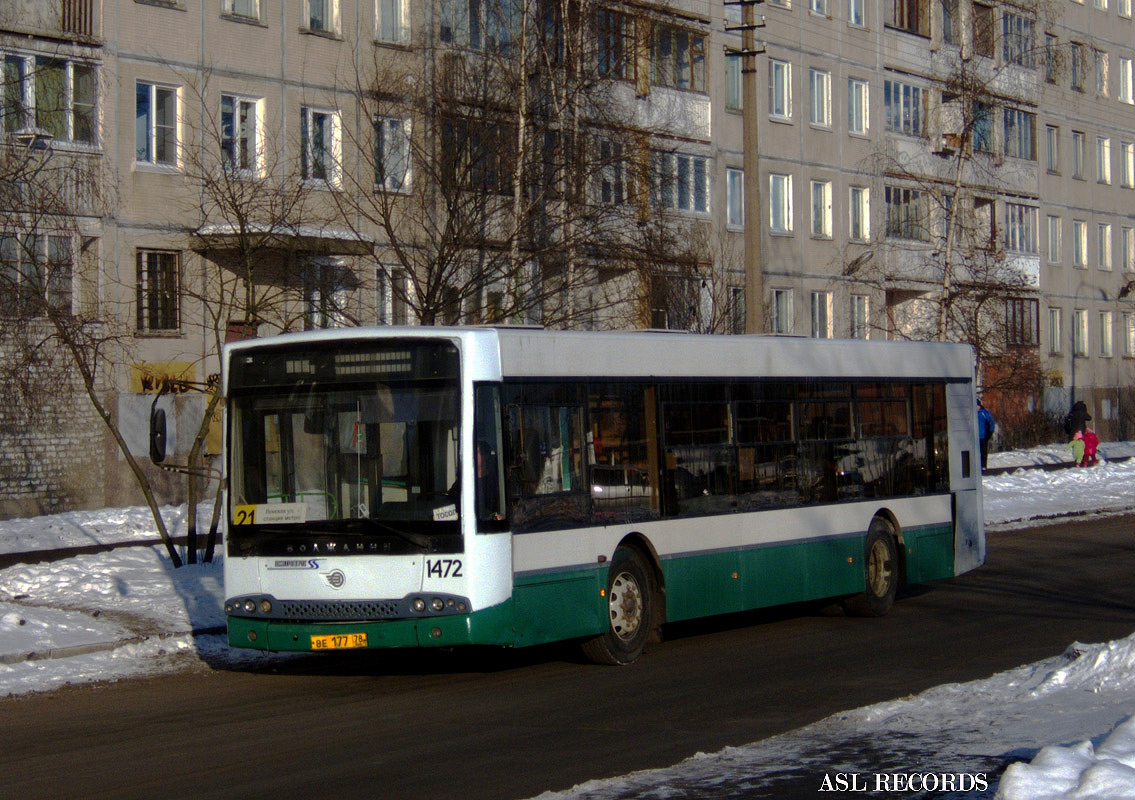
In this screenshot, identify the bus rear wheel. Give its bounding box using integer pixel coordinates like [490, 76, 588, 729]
[843, 519, 899, 617]
[582, 547, 653, 665]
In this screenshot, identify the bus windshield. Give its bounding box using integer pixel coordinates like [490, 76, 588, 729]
[227, 341, 461, 555]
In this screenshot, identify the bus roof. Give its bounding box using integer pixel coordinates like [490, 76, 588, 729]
[225, 327, 975, 383]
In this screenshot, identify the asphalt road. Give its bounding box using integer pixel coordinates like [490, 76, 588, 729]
[3, 514, 1134, 800]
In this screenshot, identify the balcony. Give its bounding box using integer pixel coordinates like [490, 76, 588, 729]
[61, 0, 99, 41]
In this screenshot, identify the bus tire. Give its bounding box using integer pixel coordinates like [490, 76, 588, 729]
[843, 518, 899, 618]
[581, 547, 653, 666]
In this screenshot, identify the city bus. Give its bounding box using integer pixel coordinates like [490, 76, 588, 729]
[220, 327, 983, 664]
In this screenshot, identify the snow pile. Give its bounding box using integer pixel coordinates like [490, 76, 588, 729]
[998, 716, 1135, 799]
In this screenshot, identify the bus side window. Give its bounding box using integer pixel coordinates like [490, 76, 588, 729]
[501, 384, 588, 532]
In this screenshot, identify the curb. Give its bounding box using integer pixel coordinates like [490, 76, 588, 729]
[0, 626, 227, 665]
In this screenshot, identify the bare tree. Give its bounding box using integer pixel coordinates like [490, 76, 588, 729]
[856, 0, 1061, 399]
[0, 130, 183, 565]
[334, 0, 700, 329]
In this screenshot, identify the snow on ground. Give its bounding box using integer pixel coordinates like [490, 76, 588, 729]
[2, 442, 1135, 798]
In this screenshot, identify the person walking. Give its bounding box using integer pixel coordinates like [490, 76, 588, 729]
[977, 400, 995, 472]
[1071, 430, 1086, 466]
[1082, 427, 1100, 467]
[1067, 400, 1091, 437]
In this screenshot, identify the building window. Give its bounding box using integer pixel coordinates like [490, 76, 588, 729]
[1005, 203, 1038, 253]
[301, 107, 341, 185]
[772, 288, 793, 334]
[442, 116, 514, 195]
[1072, 131, 1085, 178]
[1045, 34, 1058, 83]
[303, 259, 350, 330]
[652, 151, 709, 213]
[849, 0, 865, 25]
[972, 101, 994, 152]
[1073, 220, 1088, 267]
[1121, 57, 1134, 104]
[769, 59, 792, 119]
[0, 234, 73, 317]
[727, 167, 744, 229]
[375, 116, 411, 191]
[1049, 307, 1063, 353]
[769, 173, 793, 233]
[1096, 49, 1110, 96]
[3, 55, 97, 145]
[221, 95, 262, 176]
[1006, 298, 1039, 345]
[1002, 13, 1034, 67]
[136, 82, 178, 166]
[729, 286, 746, 335]
[1124, 226, 1135, 271]
[598, 139, 628, 205]
[598, 10, 635, 80]
[1098, 137, 1113, 184]
[307, 0, 341, 34]
[810, 179, 832, 237]
[1047, 215, 1062, 263]
[941, 0, 957, 43]
[224, 0, 260, 19]
[1071, 43, 1086, 90]
[1124, 312, 1135, 356]
[809, 69, 831, 127]
[1123, 0, 1133, 16]
[1100, 311, 1114, 356]
[726, 52, 742, 110]
[848, 78, 869, 135]
[887, 0, 927, 35]
[851, 294, 870, 339]
[136, 249, 179, 332]
[810, 291, 833, 338]
[1099, 223, 1113, 270]
[973, 2, 995, 57]
[1074, 308, 1089, 355]
[1123, 142, 1135, 187]
[810, 0, 829, 14]
[651, 24, 706, 91]
[1046, 125, 1060, 172]
[885, 185, 927, 241]
[377, 0, 409, 42]
[849, 186, 870, 241]
[1003, 108, 1036, 160]
[883, 80, 922, 136]
[442, 0, 521, 51]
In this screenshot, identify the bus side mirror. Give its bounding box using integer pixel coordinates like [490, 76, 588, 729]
[150, 407, 167, 464]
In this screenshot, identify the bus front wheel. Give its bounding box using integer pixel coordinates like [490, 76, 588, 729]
[843, 519, 899, 617]
[582, 547, 653, 665]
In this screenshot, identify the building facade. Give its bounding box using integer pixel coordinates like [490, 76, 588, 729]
[0, 0, 1129, 514]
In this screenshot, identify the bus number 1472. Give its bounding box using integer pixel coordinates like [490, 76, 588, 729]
[426, 559, 463, 578]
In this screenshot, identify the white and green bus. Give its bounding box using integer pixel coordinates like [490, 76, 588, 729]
[221, 327, 983, 664]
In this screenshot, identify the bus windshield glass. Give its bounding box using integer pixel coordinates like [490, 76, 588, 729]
[226, 340, 462, 555]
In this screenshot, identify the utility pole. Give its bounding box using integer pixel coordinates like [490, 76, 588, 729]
[726, 0, 765, 333]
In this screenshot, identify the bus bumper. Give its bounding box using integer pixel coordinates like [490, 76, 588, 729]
[227, 602, 515, 652]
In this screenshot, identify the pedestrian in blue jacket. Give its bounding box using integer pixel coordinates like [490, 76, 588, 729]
[977, 400, 995, 471]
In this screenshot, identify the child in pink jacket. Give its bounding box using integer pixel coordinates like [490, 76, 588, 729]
[1082, 427, 1099, 466]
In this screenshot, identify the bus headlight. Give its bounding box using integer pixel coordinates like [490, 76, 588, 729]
[430, 597, 445, 612]
[412, 598, 427, 613]
[259, 600, 273, 614]
[242, 599, 256, 614]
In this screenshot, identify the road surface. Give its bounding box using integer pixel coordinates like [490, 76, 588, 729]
[4, 515, 1134, 800]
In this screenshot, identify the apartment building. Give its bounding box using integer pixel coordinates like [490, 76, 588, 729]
[0, 0, 1128, 514]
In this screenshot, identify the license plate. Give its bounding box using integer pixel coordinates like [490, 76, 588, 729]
[311, 632, 368, 650]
